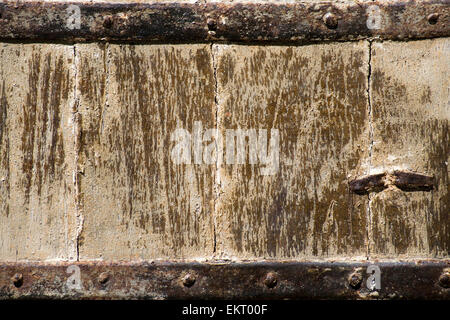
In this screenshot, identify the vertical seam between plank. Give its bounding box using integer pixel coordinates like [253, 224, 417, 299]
[367, 39, 374, 260]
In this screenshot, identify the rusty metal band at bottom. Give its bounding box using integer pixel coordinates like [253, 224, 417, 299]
[0, 261, 449, 299]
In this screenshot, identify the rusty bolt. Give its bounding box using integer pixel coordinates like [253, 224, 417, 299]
[98, 272, 110, 284]
[348, 271, 363, 289]
[182, 273, 196, 287]
[207, 18, 217, 31]
[264, 272, 277, 289]
[323, 13, 338, 29]
[103, 16, 113, 29]
[427, 13, 439, 25]
[438, 272, 450, 288]
[11, 273, 23, 288]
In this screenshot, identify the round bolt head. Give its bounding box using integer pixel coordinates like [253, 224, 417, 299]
[98, 272, 110, 285]
[207, 18, 217, 31]
[438, 273, 450, 288]
[11, 273, 23, 288]
[323, 13, 338, 29]
[182, 273, 196, 287]
[103, 16, 113, 28]
[427, 13, 439, 25]
[348, 272, 363, 289]
[264, 272, 277, 289]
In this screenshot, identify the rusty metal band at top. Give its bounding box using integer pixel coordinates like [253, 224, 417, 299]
[1, 261, 449, 299]
[0, 1, 448, 43]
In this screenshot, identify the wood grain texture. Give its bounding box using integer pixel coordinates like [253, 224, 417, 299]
[0, 38, 447, 263]
[76, 43, 216, 260]
[0, 43, 77, 261]
[369, 39, 449, 258]
[213, 42, 370, 259]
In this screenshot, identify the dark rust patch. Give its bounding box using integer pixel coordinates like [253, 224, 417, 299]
[393, 170, 435, 192]
[349, 173, 386, 195]
[350, 171, 435, 194]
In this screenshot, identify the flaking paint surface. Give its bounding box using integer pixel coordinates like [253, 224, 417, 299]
[0, 43, 77, 261]
[369, 39, 449, 258]
[213, 42, 370, 259]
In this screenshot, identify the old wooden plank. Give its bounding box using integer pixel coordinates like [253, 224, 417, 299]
[0, 43, 77, 261]
[76, 43, 216, 260]
[213, 42, 370, 259]
[369, 39, 449, 258]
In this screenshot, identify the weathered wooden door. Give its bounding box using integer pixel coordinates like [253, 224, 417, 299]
[0, 0, 448, 299]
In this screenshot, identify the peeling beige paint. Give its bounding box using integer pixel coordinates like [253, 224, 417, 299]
[0, 43, 78, 261]
[213, 42, 370, 259]
[369, 39, 449, 258]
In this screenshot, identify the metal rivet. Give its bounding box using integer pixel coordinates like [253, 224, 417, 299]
[264, 272, 277, 288]
[98, 272, 110, 284]
[348, 271, 363, 289]
[103, 16, 113, 29]
[182, 273, 196, 287]
[438, 272, 450, 288]
[11, 273, 23, 288]
[323, 13, 338, 29]
[207, 18, 217, 31]
[427, 13, 439, 25]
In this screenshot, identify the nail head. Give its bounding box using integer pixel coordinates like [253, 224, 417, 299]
[348, 271, 363, 289]
[264, 272, 277, 288]
[323, 13, 338, 29]
[438, 272, 450, 288]
[98, 272, 110, 284]
[427, 13, 439, 25]
[182, 273, 196, 287]
[207, 18, 217, 31]
[103, 16, 113, 28]
[11, 273, 23, 288]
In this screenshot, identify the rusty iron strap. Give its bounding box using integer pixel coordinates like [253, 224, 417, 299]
[0, 261, 449, 299]
[0, 1, 448, 43]
[349, 171, 436, 195]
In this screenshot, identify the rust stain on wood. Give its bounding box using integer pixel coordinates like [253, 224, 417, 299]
[368, 38, 449, 258]
[0, 43, 77, 261]
[76, 43, 216, 260]
[213, 42, 370, 259]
